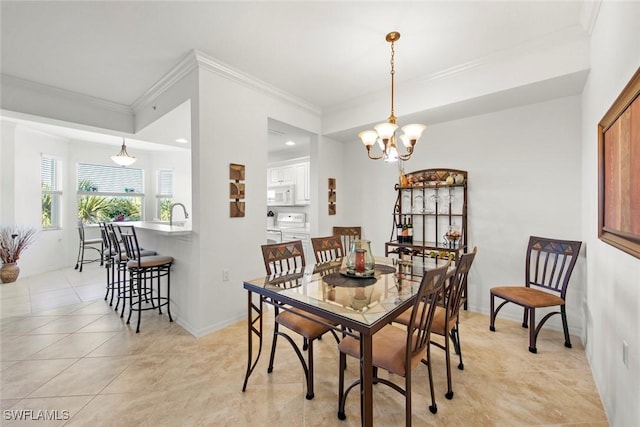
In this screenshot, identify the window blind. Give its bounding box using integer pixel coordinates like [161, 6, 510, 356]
[77, 163, 143, 193]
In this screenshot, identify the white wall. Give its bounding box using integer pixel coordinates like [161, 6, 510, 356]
[192, 64, 322, 336]
[581, 2, 640, 426]
[8, 125, 71, 275]
[341, 96, 585, 333]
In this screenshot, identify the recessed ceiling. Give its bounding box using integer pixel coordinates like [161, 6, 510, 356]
[1, 1, 588, 110]
[1, 1, 592, 150]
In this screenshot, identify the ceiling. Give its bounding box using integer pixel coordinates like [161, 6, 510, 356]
[0, 1, 592, 152]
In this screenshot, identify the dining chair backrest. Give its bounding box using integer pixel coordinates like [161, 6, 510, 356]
[406, 261, 450, 361]
[332, 226, 361, 253]
[311, 235, 344, 264]
[525, 236, 582, 299]
[444, 247, 477, 324]
[261, 240, 306, 275]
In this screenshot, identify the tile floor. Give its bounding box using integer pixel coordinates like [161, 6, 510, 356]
[0, 264, 608, 426]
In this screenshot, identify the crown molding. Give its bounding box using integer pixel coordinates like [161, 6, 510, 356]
[580, 0, 602, 36]
[193, 49, 321, 116]
[130, 50, 199, 111]
[0, 74, 132, 115]
[131, 49, 321, 116]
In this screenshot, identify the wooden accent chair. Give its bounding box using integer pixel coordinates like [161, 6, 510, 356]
[332, 226, 361, 253]
[490, 236, 582, 353]
[395, 247, 477, 400]
[74, 221, 103, 272]
[337, 261, 450, 424]
[261, 240, 338, 400]
[311, 235, 345, 264]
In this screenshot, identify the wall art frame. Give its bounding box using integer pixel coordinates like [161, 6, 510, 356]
[597, 67, 640, 259]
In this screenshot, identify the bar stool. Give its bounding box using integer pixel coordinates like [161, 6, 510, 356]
[75, 221, 103, 272]
[107, 224, 156, 316]
[117, 225, 173, 333]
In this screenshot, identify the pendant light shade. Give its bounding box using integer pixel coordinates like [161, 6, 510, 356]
[111, 138, 136, 166]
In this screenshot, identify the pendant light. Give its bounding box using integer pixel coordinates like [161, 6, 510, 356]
[111, 138, 136, 166]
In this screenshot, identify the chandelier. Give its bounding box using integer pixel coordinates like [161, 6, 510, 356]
[358, 32, 426, 162]
[111, 138, 136, 166]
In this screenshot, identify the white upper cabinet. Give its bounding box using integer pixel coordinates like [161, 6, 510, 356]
[267, 161, 310, 205]
[294, 162, 310, 205]
[268, 165, 294, 185]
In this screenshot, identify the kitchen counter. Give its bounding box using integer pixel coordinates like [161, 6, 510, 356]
[120, 221, 192, 236]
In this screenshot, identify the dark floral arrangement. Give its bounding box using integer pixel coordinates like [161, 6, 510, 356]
[0, 226, 37, 264]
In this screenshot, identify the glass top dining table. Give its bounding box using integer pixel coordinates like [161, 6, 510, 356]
[241, 256, 453, 427]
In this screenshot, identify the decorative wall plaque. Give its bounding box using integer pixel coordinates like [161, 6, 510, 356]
[230, 163, 245, 217]
[328, 178, 336, 215]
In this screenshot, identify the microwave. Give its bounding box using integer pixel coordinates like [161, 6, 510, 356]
[267, 184, 296, 206]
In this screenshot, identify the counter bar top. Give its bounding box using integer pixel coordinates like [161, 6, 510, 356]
[119, 221, 192, 236]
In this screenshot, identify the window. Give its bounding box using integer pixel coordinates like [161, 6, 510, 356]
[41, 156, 62, 229]
[156, 169, 173, 220]
[76, 163, 144, 223]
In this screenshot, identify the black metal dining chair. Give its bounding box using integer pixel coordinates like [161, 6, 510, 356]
[74, 221, 103, 272]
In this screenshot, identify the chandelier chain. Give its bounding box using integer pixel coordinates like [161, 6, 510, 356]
[389, 39, 396, 124]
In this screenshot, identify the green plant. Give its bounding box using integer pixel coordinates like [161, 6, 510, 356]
[77, 195, 110, 224]
[160, 199, 173, 221]
[0, 226, 37, 264]
[41, 192, 52, 227]
[102, 197, 141, 221]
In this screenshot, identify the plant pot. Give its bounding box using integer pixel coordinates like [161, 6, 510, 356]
[0, 262, 20, 283]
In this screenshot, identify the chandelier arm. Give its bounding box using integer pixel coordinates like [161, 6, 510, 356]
[366, 146, 385, 160]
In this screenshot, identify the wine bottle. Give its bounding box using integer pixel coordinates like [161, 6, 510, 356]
[402, 216, 409, 244]
[407, 216, 413, 244]
[397, 217, 404, 243]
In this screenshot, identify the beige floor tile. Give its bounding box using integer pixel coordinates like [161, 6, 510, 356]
[1, 315, 62, 336]
[72, 283, 106, 301]
[28, 356, 132, 398]
[0, 282, 30, 300]
[1, 296, 32, 318]
[27, 314, 105, 335]
[1, 334, 68, 361]
[28, 331, 118, 359]
[30, 289, 82, 312]
[0, 267, 610, 426]
[0, 358, 78, 398]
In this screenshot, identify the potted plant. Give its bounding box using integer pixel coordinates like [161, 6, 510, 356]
[0, 226, 37, 283]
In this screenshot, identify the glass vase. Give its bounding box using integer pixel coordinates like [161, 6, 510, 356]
[346, 240, 375, 276]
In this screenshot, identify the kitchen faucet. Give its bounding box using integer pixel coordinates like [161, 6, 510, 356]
[169, 203, 189, 226]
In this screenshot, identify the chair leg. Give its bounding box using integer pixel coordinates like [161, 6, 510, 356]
[489, 293, 496, 332]
[79, 244, 85, 272]
[306, 340, 314, 400]
[267, 321, 279, 374]
[405, 367, 412, 427]
[444, 330, 453, 400]
[337, 352, 347, 420]
[425, 346, 437, 414]
[528, 307, 537, 353]
[75, 241, 81, 270]
[136, 274, 143, 333]
[166, 267, 173, 322]
[452, 322, 464, 370]
[523, 307, 529, 328]
[561, 305, 571, 348]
